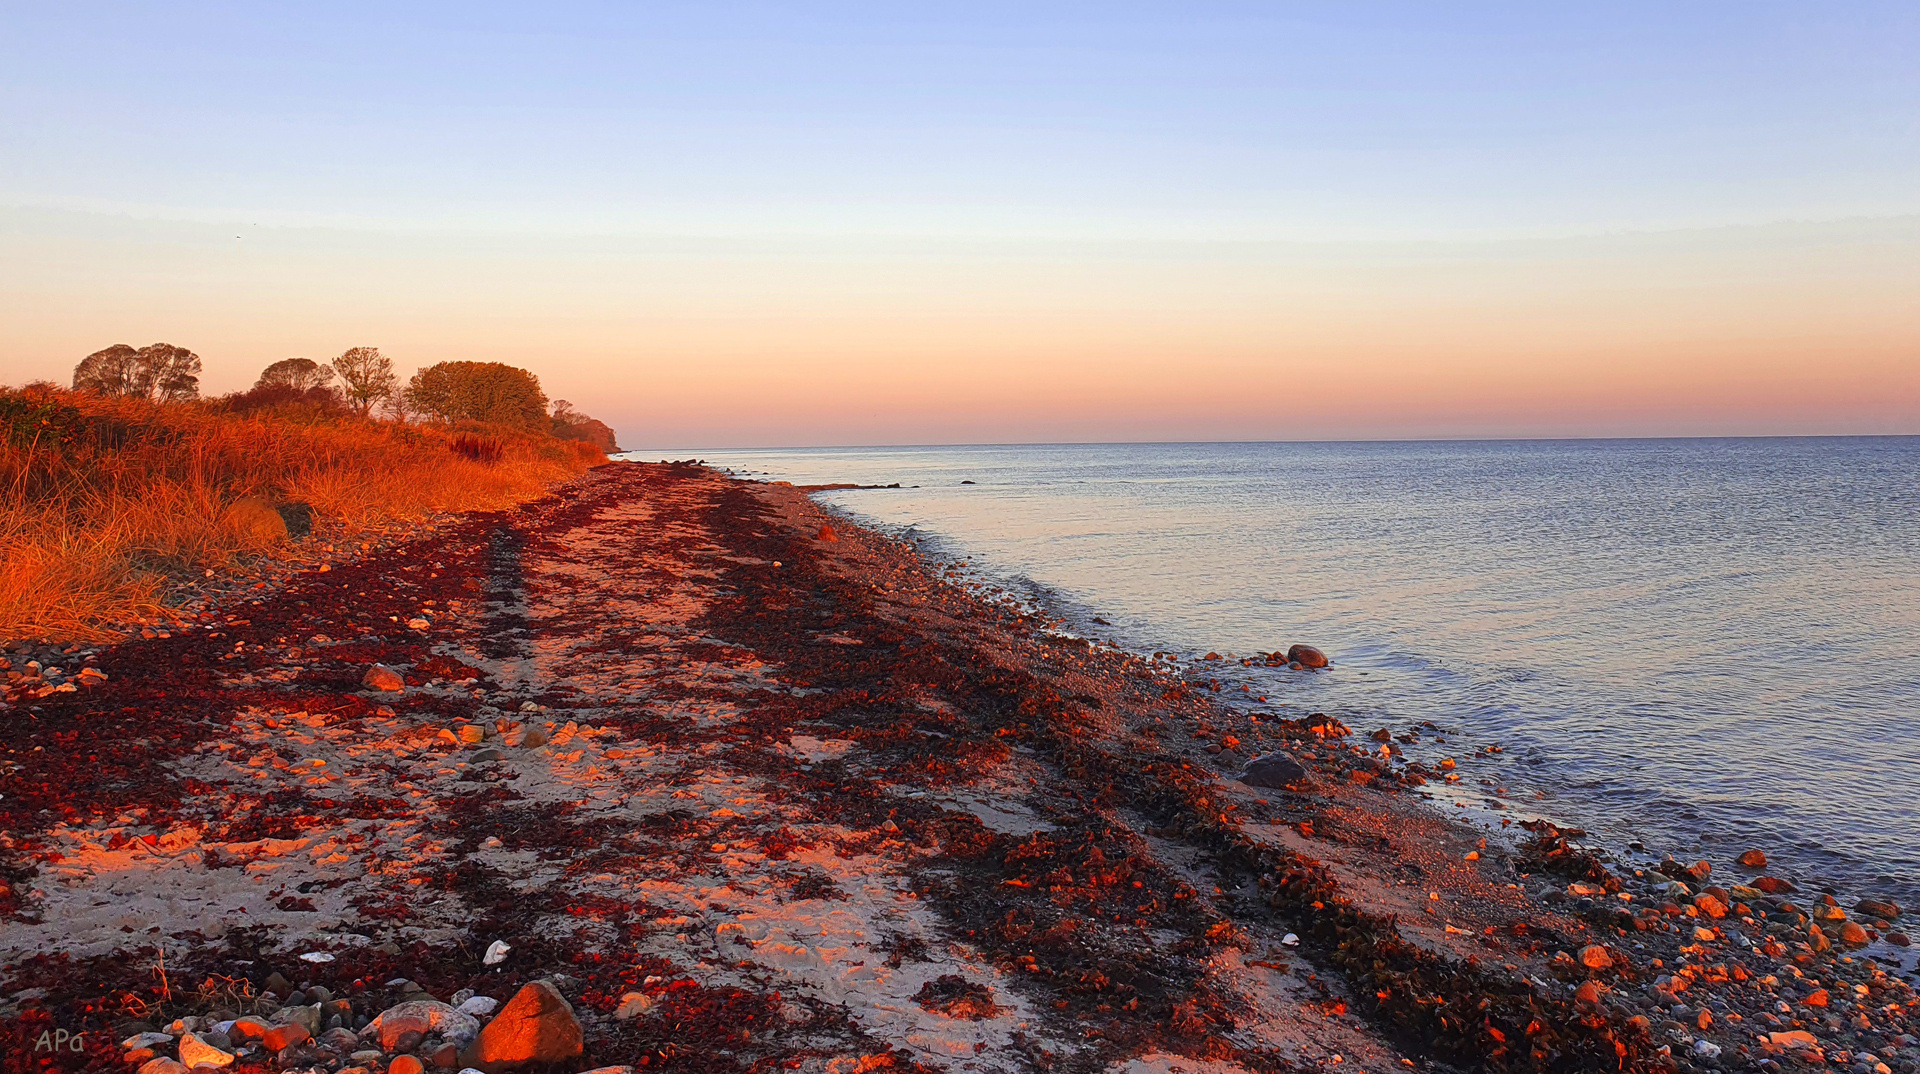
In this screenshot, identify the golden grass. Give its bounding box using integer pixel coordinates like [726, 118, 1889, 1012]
[1, 387, 604, 642]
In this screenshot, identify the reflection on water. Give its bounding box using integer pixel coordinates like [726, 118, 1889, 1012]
[671, 439, 1920, 904]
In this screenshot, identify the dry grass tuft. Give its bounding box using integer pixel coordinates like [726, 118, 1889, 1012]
[1, 386, 604, 642]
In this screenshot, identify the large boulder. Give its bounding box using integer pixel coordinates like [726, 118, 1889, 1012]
[1241, 752, 1310, 790]
[1285, 644, 1329, 669]
[457, 982, 583, 1072]
[365, 1001, 480, 1050]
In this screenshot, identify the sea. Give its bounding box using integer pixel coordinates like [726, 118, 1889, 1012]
[648, 439, 1920, 911]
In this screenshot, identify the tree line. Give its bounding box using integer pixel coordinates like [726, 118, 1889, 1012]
[69, 343, 619, 451]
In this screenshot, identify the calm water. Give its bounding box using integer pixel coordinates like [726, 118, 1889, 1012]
[668, 440, 1920, 906]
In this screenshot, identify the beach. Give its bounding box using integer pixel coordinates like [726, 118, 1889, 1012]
[1, 462, 1914, 1074]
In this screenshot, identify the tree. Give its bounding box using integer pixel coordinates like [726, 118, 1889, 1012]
[330, 347, 396, 415]
[254, 357, 336, 392]
[405, 361, 549, 430]
[550, 399, 621, 452]
[72, 343, 201, 401]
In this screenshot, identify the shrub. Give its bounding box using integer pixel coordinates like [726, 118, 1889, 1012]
[0, 386, 602, 642]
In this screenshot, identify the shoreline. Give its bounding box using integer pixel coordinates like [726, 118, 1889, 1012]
[0, 463, 1912, 1073]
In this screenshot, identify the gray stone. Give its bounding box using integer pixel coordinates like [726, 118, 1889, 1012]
[367, 1001, 480, 1050]
[1241, 751, 1310, 789]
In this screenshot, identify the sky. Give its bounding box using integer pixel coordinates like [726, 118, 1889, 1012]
[2, 1, 1917, 446]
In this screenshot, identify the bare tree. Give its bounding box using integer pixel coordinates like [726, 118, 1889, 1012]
[330, 347, 396, 415]
[73, 343, 201, 401]
[254, 357, 336, 392]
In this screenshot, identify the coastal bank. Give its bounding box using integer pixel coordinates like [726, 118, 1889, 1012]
[1, 463, 1913, 1074]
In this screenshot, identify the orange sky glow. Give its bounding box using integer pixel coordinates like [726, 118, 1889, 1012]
[2, 209, 1915, 446]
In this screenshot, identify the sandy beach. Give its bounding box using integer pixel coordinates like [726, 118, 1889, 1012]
[2, 462, 1913, 1074]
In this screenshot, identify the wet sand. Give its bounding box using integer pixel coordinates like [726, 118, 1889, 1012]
[1, 463, 1913, 1073]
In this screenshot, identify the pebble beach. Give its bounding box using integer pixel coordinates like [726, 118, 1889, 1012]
[1, 462, 1915, 1074]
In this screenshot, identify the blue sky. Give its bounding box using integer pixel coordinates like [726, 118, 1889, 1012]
[7, 2, 1917, 238]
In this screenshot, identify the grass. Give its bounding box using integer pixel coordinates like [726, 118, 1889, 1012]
[1, 386, 605, 643]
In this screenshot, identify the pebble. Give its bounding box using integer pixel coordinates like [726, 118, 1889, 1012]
[1579, 945, 1613, 970]
[1738, 849, 1768, 868]
[611, 993, 652, 1020]
[362, 664, 405, 692]
[457, 996, 498, 1017]
[390, 1056, 426, 1074]
[138, 1060, 190, 1074]
[177, 1033, 235, 1068]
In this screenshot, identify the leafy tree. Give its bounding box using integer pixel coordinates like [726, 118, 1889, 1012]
[254, 357, 336, 392]
[405, 361, 549, 430]
[330, 347, 396, 415]
[550, 399, 621, 452]
[72, 343, 201, 401]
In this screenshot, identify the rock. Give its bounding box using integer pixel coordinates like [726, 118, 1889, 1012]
[367, 1002, 481, 1051]
[1695, 893, 1729, 919]
[458, 982, 583, 1073]
[1682, 860, 1712, 884]
[469, 749, 504, 763]
[124, 1033, 176, 1051]
[1738, 849, 1768, 869]
[322, 1028, 361, 1049]
[226, 1018, 269, 1043]
[139, 1060, 190, 1074]
[1885, 932, 1910, 946]
[262, 1021, 311, 1051]
[817, 524, 838, 542]
[428, 1043, 460, 1068]
[363, 665, 405, 692]
[1574, 981, 1606, 1006]
[1808, 922, 1832, 952]
[391, 1057, 426, 1074]
[223, 497, 289, 544]
[611, 993, 651, 1021]
[455, 997, 497, 1017]
[574, 1068, 636, 1074]
[1840, 922, 1870, 947]
[1769, 1030, 1819, 1050]
[1285, 644, 1329, 668]
[1694, 1040, 1723, 1059]
[1240, 751, 1309, 789]
[457, 725, 486, 745]
[519, 729, 548, 749]
[264, 972, 294, 995]
[1857, 899, 1902, 920]
[1578, 945, 1613, 970]
[1754, 876, 1797, 894]
[283, 1004, 323, 1035]
[178, 1033, 236, 1068]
